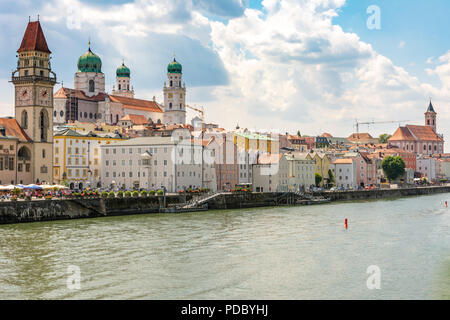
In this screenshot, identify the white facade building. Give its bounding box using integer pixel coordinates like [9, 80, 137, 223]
[252, 153, 315, 192]
[100, 136, 216, 192]
[416, 157, 437, 181]
[333, 158, 358, 189]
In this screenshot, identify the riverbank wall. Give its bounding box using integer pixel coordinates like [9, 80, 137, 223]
[316, 186, 450, 201]
[0, 195, 188, 224]
[0, 186, 449, 225]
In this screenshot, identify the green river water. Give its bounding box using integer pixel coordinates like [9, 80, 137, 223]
[0, 193, 449, 299]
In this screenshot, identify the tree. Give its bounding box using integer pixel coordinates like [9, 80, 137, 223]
[381, 156, 405, 182]
[315, 173, 323, 186]
[378, 134, 392, 144]
[297, 130, 301, 137]
[327, 169, 335, 186]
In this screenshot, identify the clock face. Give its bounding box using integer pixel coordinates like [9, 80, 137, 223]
[39, 88, 51, 105]
[16, 87, 32, 106]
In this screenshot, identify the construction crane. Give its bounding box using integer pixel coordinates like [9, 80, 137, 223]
[186, 104, 205, 188]
[354, 119, 410, 136]
[186, 104, 205, 128]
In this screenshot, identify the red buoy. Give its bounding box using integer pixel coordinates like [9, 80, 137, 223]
[345, 218, 348, 229]
[445, 201, 448, 208]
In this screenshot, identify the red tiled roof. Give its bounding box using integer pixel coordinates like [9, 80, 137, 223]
[257, 153, 283, 164]
[388, 125, 443, 142]
[17, 21, 51, 53]
[109, 95, 163, 113]
[333, 158, 353, 164]
[54, 87, 107, 102]
[0, 118, 32, 142]
[347, 133, 374, 141]
[120, 114, 149, 125]
[388, 126, 416, 141]
[405, 125, 443, 142]
[321, 132, 333, 138]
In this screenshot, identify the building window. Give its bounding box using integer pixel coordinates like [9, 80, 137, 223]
[21, 110, 28, 129]
[39, 109, 48, 141]
[89, 80, 95, 92]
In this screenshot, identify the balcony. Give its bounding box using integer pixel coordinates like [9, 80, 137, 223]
[11, 72, 57, 84]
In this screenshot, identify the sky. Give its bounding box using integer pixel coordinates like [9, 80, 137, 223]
[1, 0, 450, 148]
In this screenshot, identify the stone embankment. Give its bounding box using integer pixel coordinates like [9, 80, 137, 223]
[1, 186, 449, 225]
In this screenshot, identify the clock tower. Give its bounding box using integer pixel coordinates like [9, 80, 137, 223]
[11, 19, 56, 183]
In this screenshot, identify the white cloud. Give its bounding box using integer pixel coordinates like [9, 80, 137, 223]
[2, 0, 450, 149]
[398, 41, 405, 49]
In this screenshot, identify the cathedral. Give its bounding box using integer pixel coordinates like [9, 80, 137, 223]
[53, 42, 187, 127]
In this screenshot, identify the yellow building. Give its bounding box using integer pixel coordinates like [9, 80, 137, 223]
[306, 152, 332, 186]
[53, 128, 127, 190]
[232, 131, 279, 154]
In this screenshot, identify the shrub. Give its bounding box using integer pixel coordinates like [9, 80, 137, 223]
[132, 191, 139, 198]
[117, 191, 124, 198]
[25, 195, 32, 201]
[140, 190, 148, 197]
[156, 189, 164, 195]
[108, 191, 115, 198]
[125, 191, 132, 198]
[11, 196, 18, 202]
[101, 191, 108, 199]
[149, 190, 156, 196]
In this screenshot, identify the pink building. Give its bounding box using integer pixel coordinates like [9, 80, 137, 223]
[388, 101, 444, 156]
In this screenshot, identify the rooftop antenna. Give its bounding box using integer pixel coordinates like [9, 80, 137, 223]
[37, 14, 40, 21]
[29, 16, 31, 22]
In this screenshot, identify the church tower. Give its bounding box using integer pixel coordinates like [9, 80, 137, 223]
[425, 100, 437, 132]
[111, 60, 134, 98]
[163, 58, 186, 124]
[74, 42, 105, 97]
[11, 19, 56, 183]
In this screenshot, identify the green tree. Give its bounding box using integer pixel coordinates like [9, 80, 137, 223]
[315, 173, 323, 186]
[297, 130, 301, 137]
[378, 134, 392, 144]
[381, 156, 405, 182]
[327, 169, 335, 186]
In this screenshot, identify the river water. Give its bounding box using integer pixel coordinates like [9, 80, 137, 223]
[0, 193, 449, 300]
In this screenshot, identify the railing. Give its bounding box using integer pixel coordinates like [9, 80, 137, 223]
[11, 74, 57, 83]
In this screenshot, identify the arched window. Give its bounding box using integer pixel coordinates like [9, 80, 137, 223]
[118, 84, 121, 90]
[21, 110, 28, 129]
[89, 113, 93, 119]
[39, 109, 48, 142]
[18, 146, 31, 161]
[89, 80, 95, 92]
[169, 102, 172, 109]
[170, 80, 173, 87]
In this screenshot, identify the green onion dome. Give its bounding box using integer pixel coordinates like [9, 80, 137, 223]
[77, 47, 102, 73]
[167, 58, 182, 74]
[116, 62, 130, 77]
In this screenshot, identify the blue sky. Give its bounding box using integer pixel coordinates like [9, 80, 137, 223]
[334, 0, 450, 86]
[1, 0, 449, 145]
